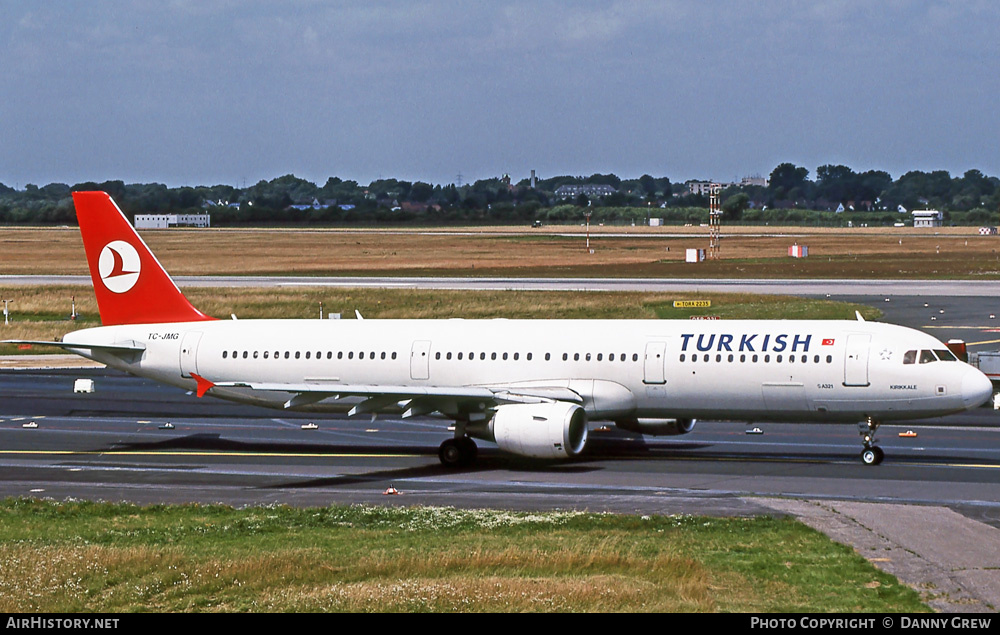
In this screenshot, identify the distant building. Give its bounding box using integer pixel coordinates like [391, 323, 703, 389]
[554, 184, 616, 200]
[134, 214, 211, 229]
[687, 181, 719, 196]
[288, 198, 337, 211]
[912, 210, 943, 228]
[740, 175, 768, 187]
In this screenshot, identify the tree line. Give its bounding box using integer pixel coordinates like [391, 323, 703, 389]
[1, 163, 998, 227]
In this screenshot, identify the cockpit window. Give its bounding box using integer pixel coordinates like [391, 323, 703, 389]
[903, 350, 917, 365]
[934, 349, 958, 361]
[919, 350, 938, 364]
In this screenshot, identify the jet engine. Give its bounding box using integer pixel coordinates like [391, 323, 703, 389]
[474, 402, 588, 459]
[614, 417, 696, 436]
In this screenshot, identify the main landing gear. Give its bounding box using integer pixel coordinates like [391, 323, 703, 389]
[858, 416, 884, 466]
[439, 437, 478, 468]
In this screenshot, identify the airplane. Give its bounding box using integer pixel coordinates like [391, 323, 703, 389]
[6, 191, 994, 467]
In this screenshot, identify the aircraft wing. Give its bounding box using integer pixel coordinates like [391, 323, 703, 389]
[210, 379, 583, 417]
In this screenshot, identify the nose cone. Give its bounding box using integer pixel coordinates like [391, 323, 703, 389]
[962, 368, 994, 409]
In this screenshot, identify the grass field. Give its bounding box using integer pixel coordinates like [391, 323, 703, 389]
[0, 499, 929, 613]
[2, 225, 1000, 278]
[0, 285, 879, 355]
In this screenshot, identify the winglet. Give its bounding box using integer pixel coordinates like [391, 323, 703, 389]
[72, 191, 215, 326]
[190, 373, 215, 398]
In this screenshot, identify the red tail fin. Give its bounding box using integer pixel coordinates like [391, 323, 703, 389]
[73, 191, 215, 326]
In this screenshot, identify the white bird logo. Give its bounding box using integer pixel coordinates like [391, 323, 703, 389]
[98, 241, 141, 293]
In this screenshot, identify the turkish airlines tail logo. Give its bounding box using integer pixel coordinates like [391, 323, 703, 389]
[98, 240, 141, 293]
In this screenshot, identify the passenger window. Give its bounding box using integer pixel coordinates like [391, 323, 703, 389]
[348, 352, 353, 359]
[527, 353, 533, 361]
[263, 351, 269, 359]
[457, 352, 463, 360]
[514, 353, 520, 361]
[305, 352, 310, 359]
[435, 352, 441, 360]
[680, 354, 686, 362]
[392, 352, 397, 360]
[446, 352, 452, 360]
[632, 353, 639, 362]
[563, 353, 568, 361]
[545, 353, 551, 361]
[597, 353, 603, 361]
[919, 350, 937, 364]
[222, 351, 228, 359]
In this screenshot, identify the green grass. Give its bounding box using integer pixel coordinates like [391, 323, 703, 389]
[0, 499, 928, 613]
[0, 286, 881, 355]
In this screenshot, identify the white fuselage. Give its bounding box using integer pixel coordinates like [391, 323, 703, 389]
[62, 317, 993, 424]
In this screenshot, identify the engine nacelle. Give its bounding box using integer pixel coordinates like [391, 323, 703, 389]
[485, 402, 588, 459]
[614, 417, 696, 436]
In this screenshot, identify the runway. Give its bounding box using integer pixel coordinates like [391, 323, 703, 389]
[1, 283, 998, 517]
[2, 366, 999, 520]
[5, 273, 1000, 296]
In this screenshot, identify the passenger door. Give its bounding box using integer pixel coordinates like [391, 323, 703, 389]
[410, 340, 431, 380]
[844, 334, 871, 387]
[643, 341, 666, 385]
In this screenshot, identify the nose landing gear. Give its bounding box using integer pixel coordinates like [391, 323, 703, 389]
[858, 417, 884, 465]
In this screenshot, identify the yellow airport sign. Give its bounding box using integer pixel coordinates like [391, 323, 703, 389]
[673, 300, 711, 308]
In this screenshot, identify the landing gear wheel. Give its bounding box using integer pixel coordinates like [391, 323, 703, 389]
[439, 437, 477, 468]
[858, 417, 884, 466]
[861, 446, 884, 466]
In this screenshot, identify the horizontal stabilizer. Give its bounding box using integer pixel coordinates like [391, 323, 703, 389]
[2, 339, 146, 353]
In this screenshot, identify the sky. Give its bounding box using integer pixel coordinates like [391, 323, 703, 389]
[2, 1, 999, 189]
